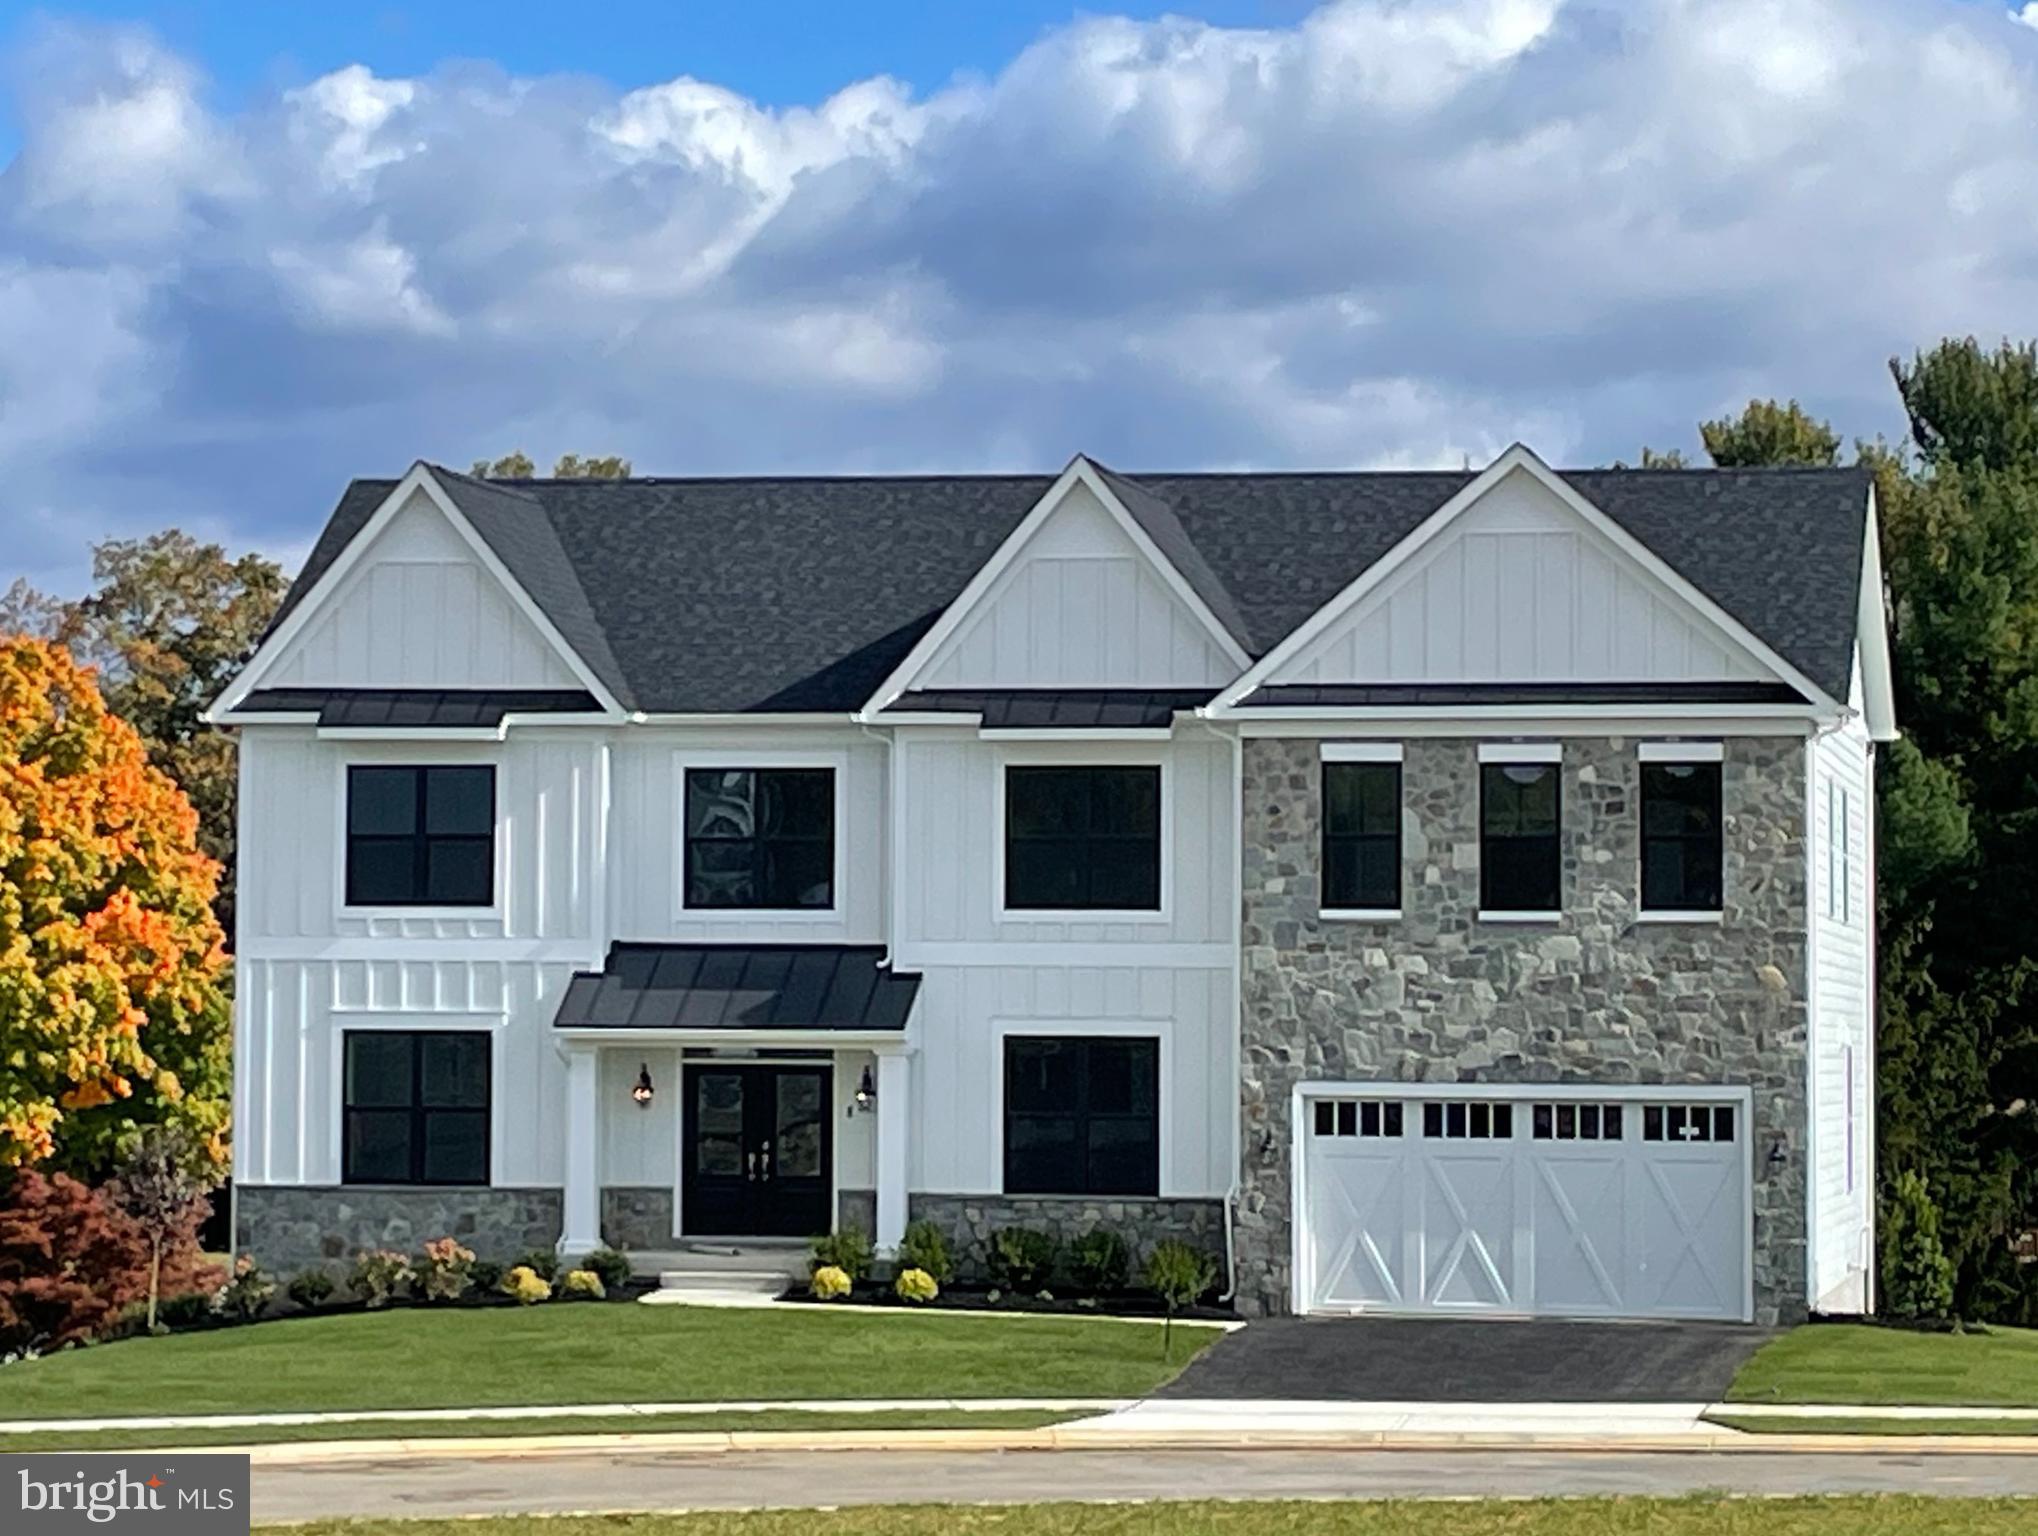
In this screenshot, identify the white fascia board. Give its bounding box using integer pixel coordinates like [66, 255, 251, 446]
[978, 727, 1175, 742]
[316, 724, 509, 743]
[1231, 704, 1824, 737]
[553, 1027, 912, 1050]
[207, 710, 320, 728]
[208, 464, 627, 721]
[628, 713, 863, 726]
[1206, 443, 1843, 716]
[852, 454, 1251, 720]
[1856, 483, 1899, 743]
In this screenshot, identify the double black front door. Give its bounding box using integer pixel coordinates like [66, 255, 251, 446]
[682, 1064, 832, 1237]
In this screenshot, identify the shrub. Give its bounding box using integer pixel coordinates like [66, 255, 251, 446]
[809, 1227, 874, 1282]
[1884, 1168, 1957, 1321]
[286, 1269, 336, 1311]
[1145, 1239, 1218, 1357]
[896, 1221, 955, 1285]
[987, 1227, 1058, 1293]
[214, 1254, 275, 1323]
[513, 1249, 560, 1284]
[583, 1248, 633, 1292]
[0, 1170, 203, 1353]
[561, 1269, 605, 1300]
[468, 1259, 504, 1294]
[349, 1249, 415, 1309]
[1070, 1230, 1130, 1295]
[156, 1291, 213, 1329]
[894, 1267, 939, 1304]
[810, 1264, 852, 1301]
[501, 1265, 552, 1305]
[415, 1238, 475, 1303]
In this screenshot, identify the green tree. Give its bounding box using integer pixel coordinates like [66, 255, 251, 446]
[469, 451, 535, 478]
[1699, 398, 1841, 467]
[469, 452, 633, 479]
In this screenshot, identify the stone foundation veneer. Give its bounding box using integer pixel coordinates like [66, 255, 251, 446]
[909, 1194, 1227, 1282]
[1235, 735, 1810, 1325]
[600, 1187, 674, 1251]
[236, 1186, 565, 1273]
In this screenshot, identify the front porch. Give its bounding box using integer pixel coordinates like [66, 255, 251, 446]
[551, 941, 919, 1259]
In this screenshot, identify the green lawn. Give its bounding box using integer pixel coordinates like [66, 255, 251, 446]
[1728, 1323, 2038, 1407]
[1708, 1413, 2038, 1436]
[271, 1501, 2038, 1536]
[0, 1306, 1217, 1421]
[0, 1408, 1080, 1452]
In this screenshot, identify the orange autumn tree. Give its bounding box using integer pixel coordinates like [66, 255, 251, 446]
[0, 637, 231, 1176]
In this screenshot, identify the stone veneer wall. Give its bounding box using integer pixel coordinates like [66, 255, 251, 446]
[237, 1186, 564, 1272]
[839, 1188, 877, 1237]
[601, 1187, 673, 1250]
[909, 1194, 1226, 1283]
[1235, 735, 1809, 1324]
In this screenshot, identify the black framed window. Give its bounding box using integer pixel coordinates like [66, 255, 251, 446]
[1480, 759, 1560, 912]
[1322, 759, 1401, 910]
[342, 1030, 490, 1185]
[1004, 1036, 1158, 1196]
[685, 767, 835, 909]
[346, 766, 494, 907]
[1642, 760, 1723, 911]
[1004, 766, 1161, 911]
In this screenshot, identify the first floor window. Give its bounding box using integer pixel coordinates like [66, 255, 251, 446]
[347, 765, 495, 907]
[1004, 765, 1162, 911]
[1004, 1036, 1159, 1196]
[685, 766, 835, 909]
[1480, 758, 1560, 911]
[343, 1030, 490, 1185]
[1642, 760, 1723, 911]
[1322, 759, 1401, 910]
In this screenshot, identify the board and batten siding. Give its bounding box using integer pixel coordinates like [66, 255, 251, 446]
[919, 482, 1238, 690]
[262, 488, 581, 692]
[1266, 466, 1772, 686]
[1808, 685, 1875, 1313]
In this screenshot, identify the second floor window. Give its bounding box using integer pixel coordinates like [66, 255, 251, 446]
[1480, 758, 1560, 913]
[1642, 760, 1724, 911]
[1004, 765, 1161, 911]
[685, 767, 835, 909]
[346, 765, 495, 907]
[1322, 758, 1401, 912]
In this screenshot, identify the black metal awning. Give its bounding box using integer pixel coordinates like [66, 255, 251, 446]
[554, 943, 920, 1032]
[239, 687, 603, 726]
[882, 688, 1212, 729]
[1232, 681, 1810, 709]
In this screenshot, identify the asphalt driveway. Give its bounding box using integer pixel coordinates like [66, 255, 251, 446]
[1159, 1316, 1775, 1402]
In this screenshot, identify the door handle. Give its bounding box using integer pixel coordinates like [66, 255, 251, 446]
[746, 1151, 761, 1181]
[760, 1139, 773, 1181]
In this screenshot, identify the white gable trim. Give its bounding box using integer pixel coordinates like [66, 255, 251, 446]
[854, 456, 1252, 719]
[1856, 483, 1898, 743]
[1206, 444, 1843, 717]
[209, 465, 625, 721]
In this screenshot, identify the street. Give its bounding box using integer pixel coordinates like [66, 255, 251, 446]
[252, 1446, 2038, 1522]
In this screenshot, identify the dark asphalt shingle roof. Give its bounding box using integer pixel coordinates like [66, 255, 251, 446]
[555, 943, 921, 1031]
[269, 461, 1871, 712]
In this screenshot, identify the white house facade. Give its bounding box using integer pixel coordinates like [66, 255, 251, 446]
[213, 447, 1892, 1324]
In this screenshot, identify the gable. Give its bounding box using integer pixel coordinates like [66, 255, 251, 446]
[260, 486, 583, 692]
[1262, 464, 1784, 690]
[915, 478, 1241, 692]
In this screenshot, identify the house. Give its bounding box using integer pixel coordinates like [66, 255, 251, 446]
[208, 445, 1893, 1325]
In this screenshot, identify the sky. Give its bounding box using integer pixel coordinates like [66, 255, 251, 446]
[2, 0, 2037, 593]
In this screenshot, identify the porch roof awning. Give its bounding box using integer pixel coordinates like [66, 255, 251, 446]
[1230, 680, 1811, 709]
[880, 688, 1213, 728]
[553, 943, 920, 1032]
[239, 687, 603, 726]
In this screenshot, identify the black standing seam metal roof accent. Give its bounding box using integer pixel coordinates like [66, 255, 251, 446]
[884, 688, 1216, 728]
[1238, 681, 1812, 709]
[263, 464, 1872, 714]
[239, 688, 602, 726]
[554, 943, 921, 1031]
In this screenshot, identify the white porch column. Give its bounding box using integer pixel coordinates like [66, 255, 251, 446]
[875, 1050, 912, 1254]
[559, 1043, 601, 1260]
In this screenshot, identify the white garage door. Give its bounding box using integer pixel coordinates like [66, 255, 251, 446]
[1298, 1091, 1751, 1321]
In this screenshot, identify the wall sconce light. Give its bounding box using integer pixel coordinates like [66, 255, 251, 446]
[632, 1063, 654, 1108]
[849, 1064, 877, 1117]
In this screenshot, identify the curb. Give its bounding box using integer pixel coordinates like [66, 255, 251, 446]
[57, 1425, 2038, 1465]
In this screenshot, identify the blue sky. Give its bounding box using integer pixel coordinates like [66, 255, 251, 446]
[3, 0, 2037, 594]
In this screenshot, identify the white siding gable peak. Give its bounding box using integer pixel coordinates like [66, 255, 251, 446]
[857, 455, 1253, 714]
[1209, 443, 1845, 714]
[211, 463, 625, 720]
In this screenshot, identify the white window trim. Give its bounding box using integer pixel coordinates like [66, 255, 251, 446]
[992, 746, 1173, 926]
[329, 1016, 507, 1189]
[1477, 910, 1565, 924]
[992, 1019, 1171, 1199]
[1321, 907, 1404, 923]
[1320, 741, 1404, 763]
[1478, 741, 1562, 764]
[1637, 743, 1727, 918]
[1639, 741, 1725, 762]
[1635, 910, 1726, 925]
[673, 748, 850, 923]
[334, 749, 507, 922]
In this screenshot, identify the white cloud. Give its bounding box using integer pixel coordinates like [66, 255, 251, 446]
[2014, 5, 2038, 34]
[5, 0, 2038, 590]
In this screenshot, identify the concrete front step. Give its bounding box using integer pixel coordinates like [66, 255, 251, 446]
[629, 1243, 808, 1282]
